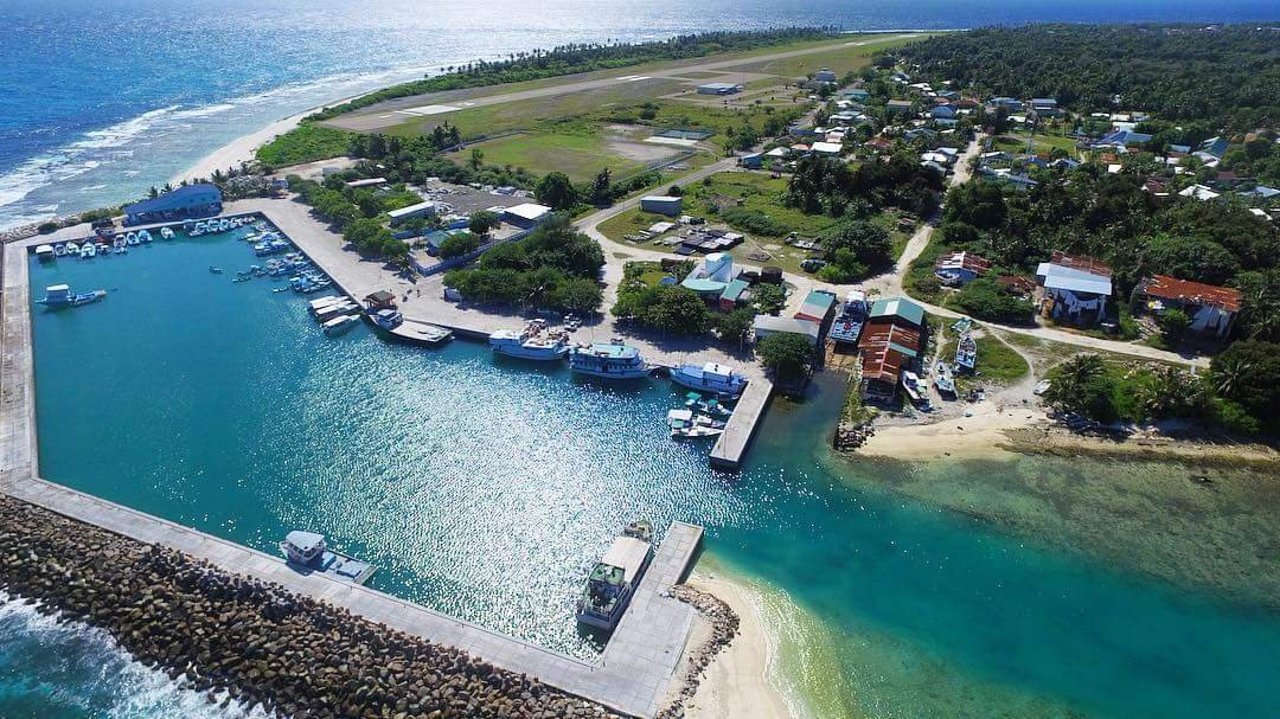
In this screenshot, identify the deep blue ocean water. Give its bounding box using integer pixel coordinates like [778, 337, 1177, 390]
[19, 232, 1280, 717]
[2, 0, 1279, 229]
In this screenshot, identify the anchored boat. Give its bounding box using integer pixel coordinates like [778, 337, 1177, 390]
[37, 284, 105, 308]
[669, 362, 747, 397]
[322, 314, 358, 335]
[576, 521, 655, 631]
[568, 343, 650, 379]
[279, 531, 375, 585]
[489, 323, 570, 361]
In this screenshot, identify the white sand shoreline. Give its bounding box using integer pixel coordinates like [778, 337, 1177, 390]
[685, 572, 795, 719]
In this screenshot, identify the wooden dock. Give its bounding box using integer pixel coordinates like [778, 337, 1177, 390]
[0, 239, 706, 719]
[710, 378, 773, 470]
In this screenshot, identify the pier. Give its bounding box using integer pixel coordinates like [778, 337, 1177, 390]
[0, 238, 705, 718]
[710, 378, 773, 470]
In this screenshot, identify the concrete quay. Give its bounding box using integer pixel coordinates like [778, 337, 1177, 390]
[1, 238, 706, 718]
[710, 378, 773, 470]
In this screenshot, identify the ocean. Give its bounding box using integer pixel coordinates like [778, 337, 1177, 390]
[21, 232, 1280, 718]
[2, 0, 1279, 230]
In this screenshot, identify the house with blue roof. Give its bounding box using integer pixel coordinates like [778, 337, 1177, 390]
[1093, 129, 1153, 149]
[1200, 136, 1231, 159]
[123, 184, 222, 226]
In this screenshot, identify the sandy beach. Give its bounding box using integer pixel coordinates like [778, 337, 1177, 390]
[170, 111, 311, 185]
[858, 400, 1046, 461]
[685, 573, 794, 719]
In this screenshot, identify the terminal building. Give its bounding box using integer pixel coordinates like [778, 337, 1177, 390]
[695, 82, 743, 96]
[123, 184, 222, 226]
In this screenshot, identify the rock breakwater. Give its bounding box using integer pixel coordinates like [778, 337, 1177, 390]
[0, 496, 619, 719]
[654, 585, 740, 719]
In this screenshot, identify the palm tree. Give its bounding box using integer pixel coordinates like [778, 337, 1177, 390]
[1044, 353, 1105, 408]
[1211, 353, 1252, 400]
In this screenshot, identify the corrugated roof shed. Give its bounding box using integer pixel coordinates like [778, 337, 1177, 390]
[869, 297, 925, 327]
[1140, 275, 1242, 313]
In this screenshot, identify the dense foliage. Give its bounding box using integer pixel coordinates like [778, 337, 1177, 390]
[444, 215, 604, 313]
[786, 154, 943, 221]
[900, 25, 1280, 129]
[816, 220, 894, 283]
[256, 124, 358, 168]
[310, 29, 834, 120]
[950, 278, 1035, 325]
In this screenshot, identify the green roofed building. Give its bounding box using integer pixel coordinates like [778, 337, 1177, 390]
[869, 296, 925, 328]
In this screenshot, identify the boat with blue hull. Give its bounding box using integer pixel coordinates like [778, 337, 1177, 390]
[568, 343, 650, 379]
[669, 362, 747, 397]
[37, 284, 106, 308]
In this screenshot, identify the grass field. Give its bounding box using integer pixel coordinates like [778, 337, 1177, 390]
[993, 132, 1081, 158]
[457, 131, 651, 181]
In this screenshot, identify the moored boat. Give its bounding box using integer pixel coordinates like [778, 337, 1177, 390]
[322, 314, 358, 335]
[669, 362, 747, 397]
[160, 226, 175, 240]
[279, 531, 375, 585]
[576, 521, 655, 631]
[955, 334, 978, 371]
[489, 324, 570, 361]
[34, 244, 55, 262]
[568, 343, 649, 380]
[79, 243, 96, 258]
[368, 308, 403, 330]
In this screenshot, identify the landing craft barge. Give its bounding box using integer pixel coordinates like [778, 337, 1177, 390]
[576, 521, 655, 631]
[279, 531, 375, 585]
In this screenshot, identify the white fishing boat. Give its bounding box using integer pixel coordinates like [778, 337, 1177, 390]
[138, 229, 153, 243]
[279, 531, 375, 585]
[79, 243, 96, 258]
[34, 244, 55, 262]
[125, 232, 139, 246]
[488, 325, 570, 361]
[368, 308, 404, 330]
[568, 343, 650, 380]
[160, 226, 175, 240]
[669, 362, 747, 397]
[934, 361, 956, 395]
[955, 333, 978, 371]
[576, 521, 655, 631]
[322, 314, 358, 335]
[53, 244, 68, 257]
[314, 302, 358, 322]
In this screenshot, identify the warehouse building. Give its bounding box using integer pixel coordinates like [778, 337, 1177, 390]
[123, 184, 222, 226]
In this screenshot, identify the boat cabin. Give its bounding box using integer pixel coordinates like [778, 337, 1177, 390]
[281, 530, 326, 565]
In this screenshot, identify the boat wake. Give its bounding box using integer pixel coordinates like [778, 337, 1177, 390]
[0, 590, 273, 718]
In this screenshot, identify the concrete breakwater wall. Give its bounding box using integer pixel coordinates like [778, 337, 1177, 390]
[0, 497, 618, 719]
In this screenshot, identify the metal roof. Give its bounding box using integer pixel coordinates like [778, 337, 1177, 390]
[869, 297, 925, 327]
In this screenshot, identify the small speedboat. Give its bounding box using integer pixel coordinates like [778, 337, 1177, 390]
[65, 242, 79, 254]
[322, 314, 358, 335]
[80, 243, 96, 258]
[53, 244, 68, 257]
[125, 233, 140, 246]
[209, 266, 224, 274]
[160, 227, 175, 240]
[138, 229, 153, 243]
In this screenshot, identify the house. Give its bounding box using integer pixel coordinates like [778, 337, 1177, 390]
[123, 184, 222, 226]
[885, 99, 914, 114]
[1137, 275, 1242, 339]
[934, 251, 992, 286]
[844, 88, 871, 102]
[1029, 98, 1060, 116]
[753, 315, 820, 345]
[987, 97, 1024, 111]
[810, 141, 844, 156]
[681, 252, 736, 298]
[858, 314, 924, 402]
[983, 168, 1038, 191]
[929, 105, 957, 120]
[814, 68, 838, 84]
[641, 195, 683, 216]
[388, 200, 444, 224]
[719, 279, 750, 311]
[794, 289, 838, 324]
[501, 202, 552, 229]
[869, 296, 925, 329]
[1246, 185, 1280, 201]
[1035, 251, 1113, 325]
[696, 82, 742, 96]
[1167, 144, 1192, 155]
[1178, 184, 1221, 201]
[1093, 129, 1153, 148]
[739, 152, 764, 169]
[1200, 136, 1230, 159]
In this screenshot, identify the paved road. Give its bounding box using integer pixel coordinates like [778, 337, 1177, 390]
[327, 33, 921, 132]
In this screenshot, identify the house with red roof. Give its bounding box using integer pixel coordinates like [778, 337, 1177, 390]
[1136, 275, 1243, 340]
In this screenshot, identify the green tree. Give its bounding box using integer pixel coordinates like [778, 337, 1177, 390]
[439, 233, 482, 259]
[756, 333, 814, 382]
[535, 172, 579, 211]
[1156, 308, 1190, 346]
[952, 278, 1035, 325]
[468, 148, 485, 169]
[469, 210, 501, 237]
[750, 283, 787, 315]
[590, 167, 613, 206]
[715, 307, 755, 348]
[1209, 341, 1280, 427]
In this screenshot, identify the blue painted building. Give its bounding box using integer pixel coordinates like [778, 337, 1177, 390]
[123, 184, 222, 226]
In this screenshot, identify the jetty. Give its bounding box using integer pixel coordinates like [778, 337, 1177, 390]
[0, 237, 705, 718]
[710, 378, 773, 470]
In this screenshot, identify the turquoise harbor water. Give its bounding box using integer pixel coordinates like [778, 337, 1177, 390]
[24, 231, 1280, 717]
